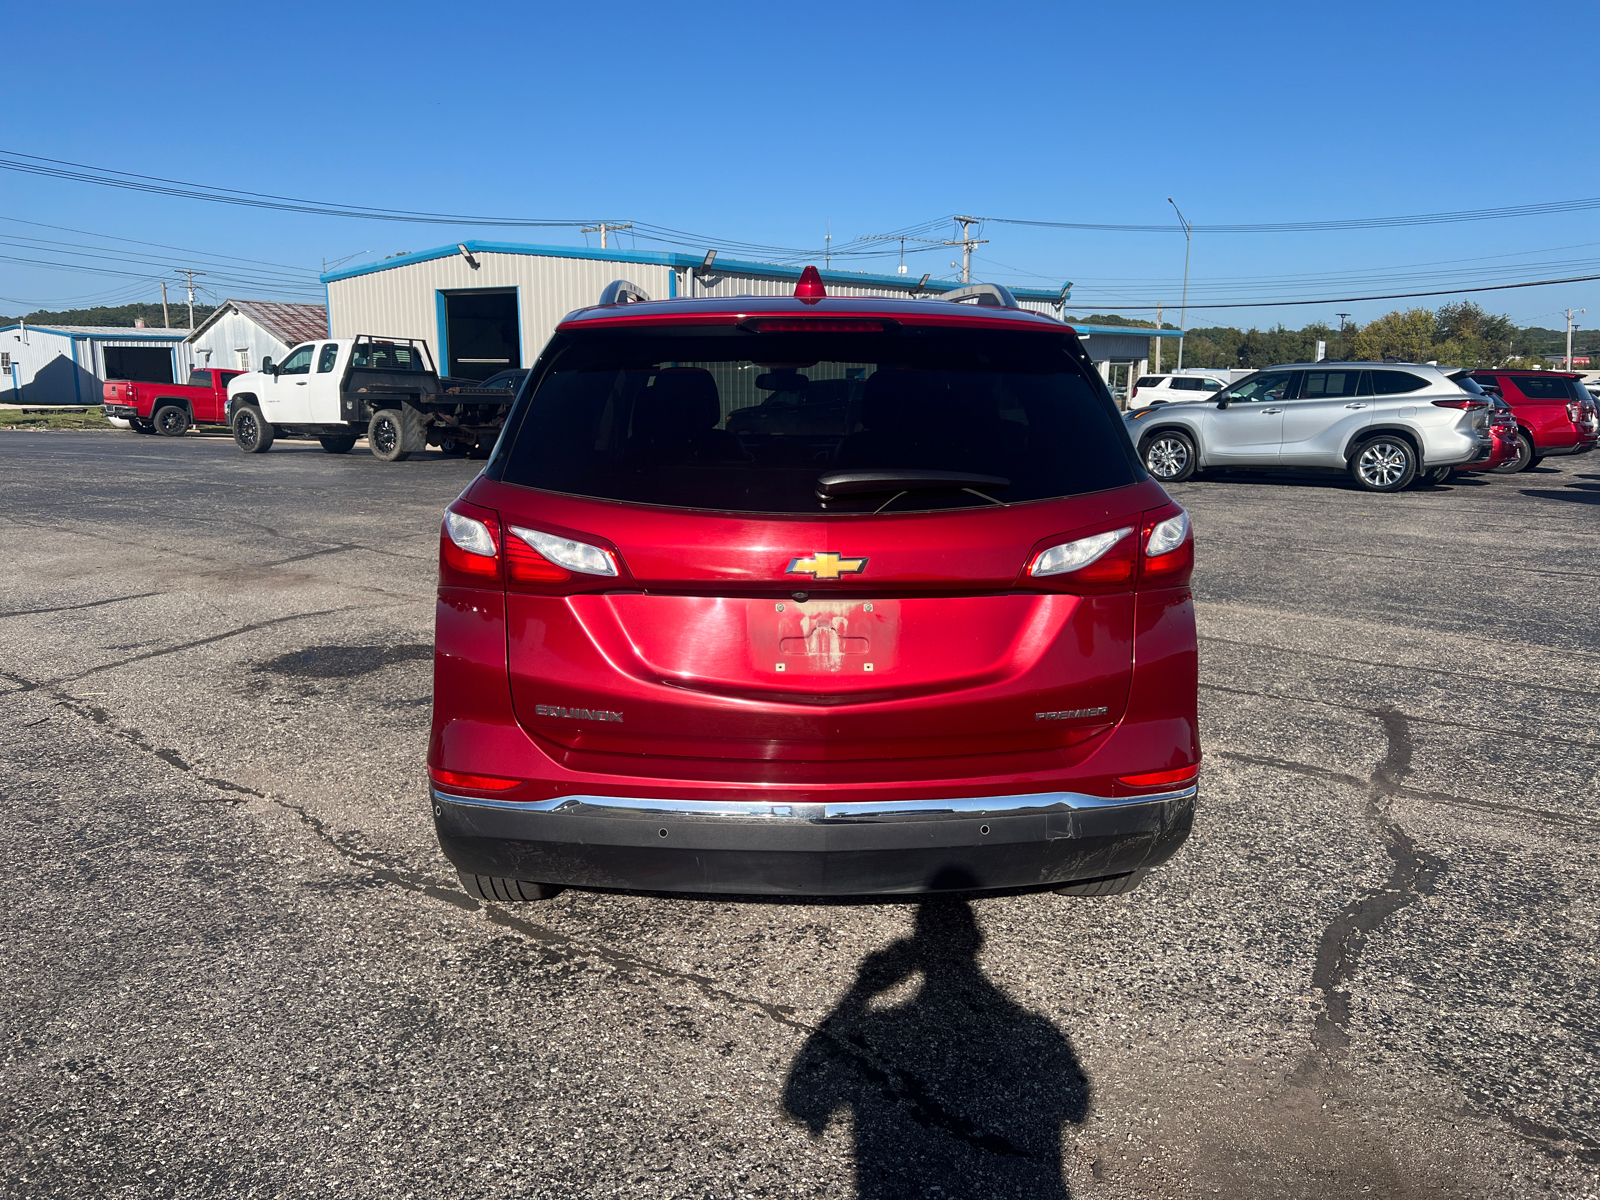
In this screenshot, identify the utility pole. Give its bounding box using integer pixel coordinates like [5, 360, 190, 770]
[160, 281, 170, 330]
[945, 216, 989, 284]
[1154, 302, 1163, 372]
[1336, 313, 1350, 359]
[1167, 199, 1192, 371]
[1565, 307, 1586, 368]
[825, 220, 832, 270]
[175, 269, 205, 330]
[581, 222, 633, 250]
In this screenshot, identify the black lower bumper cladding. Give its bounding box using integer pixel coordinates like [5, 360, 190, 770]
[432, 786, 1196, 896]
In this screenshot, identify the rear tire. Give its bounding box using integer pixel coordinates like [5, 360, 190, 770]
[231, 406, 274, 453]
[1350, 435, 1416, 492]
[437, 435, 472, 456]
[319, 434, 358, 454]
[1490, 431, 1534, 474]
[1420, 465, 1452, 486]
[1527, 455, 1545, 470]
[368, 407, 422, 462]
[1142, 431, 1198, 483]
[153, 404, 190, 436]
[1054, 870, 1147, 897]
[456, 870, 560, 902]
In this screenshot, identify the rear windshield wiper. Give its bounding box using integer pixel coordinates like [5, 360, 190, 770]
[815, 469, 1011, 511]
[815, 469, 1011, 497]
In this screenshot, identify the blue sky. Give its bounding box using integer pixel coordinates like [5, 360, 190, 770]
[3, 0, 1598, 331]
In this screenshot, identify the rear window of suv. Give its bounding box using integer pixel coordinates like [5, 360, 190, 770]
[1513, 376, 1586, 400]
[499, 329, 1137, 514]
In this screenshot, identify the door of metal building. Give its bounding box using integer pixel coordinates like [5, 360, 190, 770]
[442, 290, 520, 382]
[102, 346, 174, 384]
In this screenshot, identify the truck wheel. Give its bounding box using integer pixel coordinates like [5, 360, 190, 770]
[1490, 431, 1533, 474]
[456, 871, 560, 902]
[153, 404, 190, 437]
[129, 419, 156, 435]
[437, 435, 471, 456]
[232, 406, 274, 453]
[368, 407, 422, 462]
[1350, 435, 1416, 492]
[319, 435, 358, 454]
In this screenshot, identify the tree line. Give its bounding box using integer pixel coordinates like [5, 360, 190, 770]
[1067, 302, 1596, 369]
[0, 302, 218, 330]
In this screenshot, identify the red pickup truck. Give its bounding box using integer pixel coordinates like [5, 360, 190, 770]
[103, 368, 242, 436]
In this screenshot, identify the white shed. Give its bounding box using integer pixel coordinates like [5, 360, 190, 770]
[184, 299, 328, 374]
[0, 323, 190, 405]
[323, 242, 1074, 382]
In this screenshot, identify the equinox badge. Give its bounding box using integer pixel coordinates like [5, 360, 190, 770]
[786, 552, 868, 580]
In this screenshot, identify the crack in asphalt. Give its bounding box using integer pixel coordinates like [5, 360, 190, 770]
[1210, 748, 1600, 831]
[28, 675, 1034, 1166]
[0, 591, 165, 620]
[1198, 635, 1600, 702]
[1201, 681, 1600, 753]
[1305, 709, 1444, 1059]
[50, 608, 364, 686]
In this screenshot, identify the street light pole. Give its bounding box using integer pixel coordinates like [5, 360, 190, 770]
[1168, 198, 1192, 371]
[1336, 312, 1350, 359]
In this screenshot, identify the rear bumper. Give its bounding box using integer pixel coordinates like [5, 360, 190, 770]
[432, 783, 1196, 896]
[1538, 439, 1596, 458]
[103, 404, 139, 418]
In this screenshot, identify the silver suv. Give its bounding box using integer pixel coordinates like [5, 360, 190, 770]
[1123, 362, 1494, 492]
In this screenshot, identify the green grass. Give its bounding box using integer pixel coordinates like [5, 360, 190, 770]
[0, 407, 115, 431]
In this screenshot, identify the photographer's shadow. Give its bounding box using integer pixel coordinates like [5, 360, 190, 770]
[782, 882, 1091, 1199]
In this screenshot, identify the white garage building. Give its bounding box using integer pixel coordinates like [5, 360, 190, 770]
[183, 299, 328, 374]
[323, 241, 1081, 382]
[1, 322, 190, 405]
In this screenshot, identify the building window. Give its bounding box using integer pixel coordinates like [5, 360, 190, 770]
[235, 348, 250, 370]
[0, 352, 9, 371]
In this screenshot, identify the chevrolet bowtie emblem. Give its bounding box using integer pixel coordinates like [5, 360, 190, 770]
[786, 552, 868, 579]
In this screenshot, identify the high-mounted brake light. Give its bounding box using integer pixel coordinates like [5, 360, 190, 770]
[794, 265, 826, 304]
[747, 319, 886, 333]
[1432, 399, 1487, 410]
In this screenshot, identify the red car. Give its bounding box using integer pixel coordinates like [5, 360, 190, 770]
[103, 367, 241, 436]
[1469, 369, 1599, 472]
[428, 272, 1198, 899]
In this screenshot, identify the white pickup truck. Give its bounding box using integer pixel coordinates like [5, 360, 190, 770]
[225, 335, 517, 462]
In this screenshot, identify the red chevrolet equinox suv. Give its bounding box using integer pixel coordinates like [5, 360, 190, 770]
[428, 272, 1199, 899]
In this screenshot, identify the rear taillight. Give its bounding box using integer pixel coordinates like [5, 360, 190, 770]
[1029, 527, 1132, 579]
[1569, 401, 1583, 422]
[440, 503, 500, 585]
[438, 500, 625, 591]
[1432, 399, 1486, 410]
[1026, 505, 1192, 592]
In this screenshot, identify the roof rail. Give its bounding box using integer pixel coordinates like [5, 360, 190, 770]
[598, 279, 651, 305]
[941, 283, 1020, 310]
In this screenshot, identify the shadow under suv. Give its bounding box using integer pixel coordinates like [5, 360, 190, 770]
[427, 274, 1199, 899]
[1126, 362, 1493, 491]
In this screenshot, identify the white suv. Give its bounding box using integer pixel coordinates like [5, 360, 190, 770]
[1129, 373, 1227, 405]
[1124, 362, 1494, 492]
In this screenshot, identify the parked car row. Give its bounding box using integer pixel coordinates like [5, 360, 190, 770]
[101, 355, 527, 460]
[1123, 362, 1596, 491]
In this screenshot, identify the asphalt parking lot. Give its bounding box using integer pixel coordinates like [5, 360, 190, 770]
[1, 431, 1596, 1200]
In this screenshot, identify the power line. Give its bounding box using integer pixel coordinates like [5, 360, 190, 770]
[1061, 271, 1600, 313]
[982, 194, 1600, 235]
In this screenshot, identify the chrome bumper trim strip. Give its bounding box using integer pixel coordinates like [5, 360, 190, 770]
[431, 784, 1197, 823]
